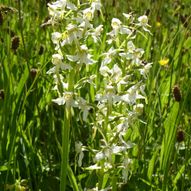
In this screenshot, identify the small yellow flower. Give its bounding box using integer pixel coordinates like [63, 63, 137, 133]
[156, 21, 161, 28]
[159, 58, 169, 66]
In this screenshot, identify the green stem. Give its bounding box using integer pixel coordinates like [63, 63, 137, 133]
[60, 70, 74, 191]
[60, 105, 71, 191]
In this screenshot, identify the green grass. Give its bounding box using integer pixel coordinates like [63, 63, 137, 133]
[0, 0, 191, 190]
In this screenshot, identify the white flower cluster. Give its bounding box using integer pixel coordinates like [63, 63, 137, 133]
[46, 0, 152, 189]
[47, 0, 103, 122]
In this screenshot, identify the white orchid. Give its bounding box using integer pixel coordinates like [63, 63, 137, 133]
[47, 53, 72, 74]
[67, 45, 95, 65]
[137, 15, 151, 33]
[52, 92, 77, 108]
[89, 25, 103, 43]
[121, 85, 145, 105]
[48, 0, 77, 21]
[101, 47, 118, 65]
[75, 141, 85, 167]
[60, 24, 83, 46]
[139, 62, 153, 78]
[91, 0, 102, 12]
[76, 97, 92, 122]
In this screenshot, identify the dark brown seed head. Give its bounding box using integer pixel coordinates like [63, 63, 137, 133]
[30, 68, 38, 79]
[0, 89, 4, 100]
[38, 45, 44, 55]
[11, 36, 20, 51]
[141, 60, 147, 65]
[145, 9, 150, 16]
[177, 129, 184, 142]
[0, 11, 3, 25]
[173, 85, 181, 102]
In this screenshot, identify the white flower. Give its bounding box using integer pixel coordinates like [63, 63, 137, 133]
[110, 64, 122, 82]
[48, 0, 77, 20]
[91, 0, 102, 12]
[107, 18, 121, 39]
[51, 32, 62, 45]
[127, 41, 135, 53]
[76, 97, 92, 122]
[133, 103, 144, 115]
[99, 65, 111, 77]
[137, 15, 151, 33]
[67, 45, 95, 65]
[96, 85, 121, 105]
[120, 85, 145, 104]
[139, 62, 152, 78]
[120, 26, 131, 35]
[84, 186, 112, 191]
[103, 162, 112, 171]
[101, 47, 118, 65]
[140, 84, 146, 97]
[99, 64, 122, 80]
[94, 146, 113, 162]
[85, 164, 101, 170]
[138, 15, 148, 27]
[61, 24, 83, 46]
[75, 141, 84, 167]
[89, 25, 103, 43]
[75, 9, 93, 29]
[107, 18, 132, 39]
[123, 12, 133, 20]
[111, 144, 126, 154]
[99, 64, 128, 89]
[52, 53, 63, 65]
[95, 151, 105, 161]
[133, 48, 145, 64]
[47, 53, 72, 74]
[122, 157, 132, 183]
[83, 8, 94, 21]
[116, 118, 129, 134]
[119, 42, 144, 65]
[111, 18, 122, 30]
[52, 74, 68, 92]
[52, 92, 77, 108]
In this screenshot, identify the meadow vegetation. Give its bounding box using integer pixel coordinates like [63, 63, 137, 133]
[0, 0, 191, 190]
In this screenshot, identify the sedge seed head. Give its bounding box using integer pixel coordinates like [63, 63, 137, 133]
[11, 36, 20, 51]
[0, 11, 3, 25]
[173, 85, 181, 102]
[177, 129, 184, 142]
[30, 68, 38, 79]
[38, 45, 44, 55]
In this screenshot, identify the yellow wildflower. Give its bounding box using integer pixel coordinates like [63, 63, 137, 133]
[156, 21, 161, 28]
[159, 58, 169, 66]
